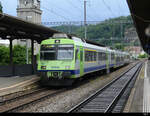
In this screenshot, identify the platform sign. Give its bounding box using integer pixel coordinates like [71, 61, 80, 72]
[55, 40, 60, 43]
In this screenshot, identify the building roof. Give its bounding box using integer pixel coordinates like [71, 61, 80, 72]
[0, 13, 105, 48]
[127, 0, 150, 54]
[0, 13, 63, 43]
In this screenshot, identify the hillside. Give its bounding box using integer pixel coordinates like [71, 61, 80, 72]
[51, 16, 140, 50]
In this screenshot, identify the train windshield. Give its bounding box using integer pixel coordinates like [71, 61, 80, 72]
[40, 44, 74, 60]
[40, 45, 56, 60]
[57, 45, 74, 60]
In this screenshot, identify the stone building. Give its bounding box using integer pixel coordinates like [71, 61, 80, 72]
[124, 27, 140, 46]
[13, 0, 42, 55]
[17, 0, 42, 23]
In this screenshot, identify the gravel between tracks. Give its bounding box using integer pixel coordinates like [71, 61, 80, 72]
[18, 63, 134, 113]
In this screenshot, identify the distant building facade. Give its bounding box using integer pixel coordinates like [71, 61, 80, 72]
[17, 0, 42, 23]
[0, 39, 9, 47]
[14, 0, 42, 55]
[125, 46, 143, 58]
[124, 27, 140, 46]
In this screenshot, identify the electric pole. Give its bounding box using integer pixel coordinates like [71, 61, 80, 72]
[84, 0, 87, 39]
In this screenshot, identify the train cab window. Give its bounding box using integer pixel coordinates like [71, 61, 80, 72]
[40, 45, 56, 60]
[57, 45, 74, 60]
[40, 44, 74, 60]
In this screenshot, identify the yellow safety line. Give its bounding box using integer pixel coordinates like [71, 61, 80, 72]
[85, 61, 97, 63]
[84, 49, 97, 52]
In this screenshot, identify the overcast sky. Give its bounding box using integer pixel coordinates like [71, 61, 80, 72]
[0, 0, 130, 22]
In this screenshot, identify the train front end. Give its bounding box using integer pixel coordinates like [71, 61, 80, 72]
[37, 38, 76, 86]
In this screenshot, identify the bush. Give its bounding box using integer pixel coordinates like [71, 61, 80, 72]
[138, 53, 148, 59]
[0, 45, 31, 65]
[0, 46, 9, 65]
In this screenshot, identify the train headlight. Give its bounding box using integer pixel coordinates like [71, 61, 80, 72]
[65, 66, 70, 69]
[41, 66, 46, 69]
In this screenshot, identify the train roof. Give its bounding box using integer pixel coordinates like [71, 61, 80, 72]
[50, 34, 129, 54]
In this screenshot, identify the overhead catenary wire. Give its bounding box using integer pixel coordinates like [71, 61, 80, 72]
[117, 0, 125, 16]
[67, 0, 96, 21]
[44, 0, 83, 21]
[102, 0, 117, 18]
[88, 0, 107, 21]
[41, 6, 71, 21]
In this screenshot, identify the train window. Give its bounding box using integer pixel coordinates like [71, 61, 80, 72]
[40, 44, 74, 60]
[40, 45, 56, 60]
[75, 49, 79, 61]
[98, 52, 106, 61]
[40, 51, 56, 60]
[89, 51, 92, 61]
[111, 53, 115, 60]
[102, 53, 106, 60]
[57, 47, 74, 60]
[94, 52, 97, 61]
[85, 51, 89, 62]
[85, 50, 97, 62]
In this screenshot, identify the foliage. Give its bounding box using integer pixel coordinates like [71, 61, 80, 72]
[138, 53, 148, 59]
[114, 43, 124, 51]
[0, 2, 2, 13]
[52, 16, 133, 39]
[52, 15, 135, 49]
[0, 45, 31, 65]
[13, 45, 26, 64]
[0, 46, 10, 65]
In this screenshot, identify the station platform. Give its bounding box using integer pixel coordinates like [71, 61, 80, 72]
[0, 75, 40, 96]
[124, 60, 149, 113]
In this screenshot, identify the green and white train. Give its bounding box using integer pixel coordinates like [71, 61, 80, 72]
[37, 34, 130, 86]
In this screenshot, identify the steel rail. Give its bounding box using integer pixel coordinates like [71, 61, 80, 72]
[0, 88, 47, 104]
[68, 62, 142, 113]
[0, 88, 67, 113]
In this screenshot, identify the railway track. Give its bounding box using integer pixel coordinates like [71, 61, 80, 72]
[0, 88, 66, 113]
[68, 62, 143, 113]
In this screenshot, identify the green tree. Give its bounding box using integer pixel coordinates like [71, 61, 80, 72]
[13, 45, 26, 64]
[0, 46, 9, 65]
[0, 45, 32, 65]
[0, 2, 3, 13]
[13, 45, 31, 64]
[114, 43, 124, 51]
[138, 53, 148, 59]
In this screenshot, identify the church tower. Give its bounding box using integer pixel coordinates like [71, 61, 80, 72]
[15, 0, 42, 57]
[17, 0, 42, 23]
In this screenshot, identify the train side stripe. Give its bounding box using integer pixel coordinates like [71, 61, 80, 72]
[38, 62, 124, 75]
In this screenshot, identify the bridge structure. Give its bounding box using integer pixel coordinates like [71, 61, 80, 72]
[127, 0, 150, 55]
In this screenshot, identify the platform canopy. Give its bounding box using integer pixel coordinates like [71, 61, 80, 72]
[127, 0, 150, 54]
[0, 13, 63, 43]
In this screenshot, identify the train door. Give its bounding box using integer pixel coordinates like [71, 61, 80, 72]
[114, 53, 117, 68]
[80, 46, 84, 76]
[106, 49, 110, 74]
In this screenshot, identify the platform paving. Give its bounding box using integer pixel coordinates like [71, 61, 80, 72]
[143, 60, 150, 113]
[124, 60, 150, 113]
[0, 75, 40, 96]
